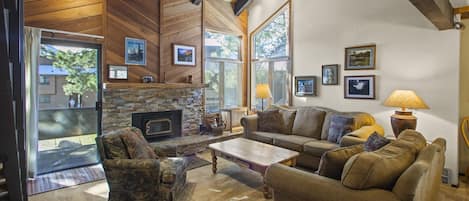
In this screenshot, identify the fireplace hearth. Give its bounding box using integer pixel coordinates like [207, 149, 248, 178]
[132, 110, 182, 141]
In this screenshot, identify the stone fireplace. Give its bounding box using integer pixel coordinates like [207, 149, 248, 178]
[102, 84, 204, 137]
[132, 110, 182, 141]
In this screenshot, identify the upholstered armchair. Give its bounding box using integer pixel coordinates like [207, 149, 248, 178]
[96, 127, 188, 201]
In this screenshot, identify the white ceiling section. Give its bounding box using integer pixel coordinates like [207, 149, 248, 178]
[450, 0, 469, 7]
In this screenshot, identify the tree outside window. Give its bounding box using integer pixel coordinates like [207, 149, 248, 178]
[205, 31, 243, 113]
[251, 5, 291, 110]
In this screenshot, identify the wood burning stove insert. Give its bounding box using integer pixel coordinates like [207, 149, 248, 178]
[132, 110, 182, 141]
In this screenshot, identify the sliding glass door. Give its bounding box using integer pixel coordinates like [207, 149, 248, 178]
[37, 39, 101, 174]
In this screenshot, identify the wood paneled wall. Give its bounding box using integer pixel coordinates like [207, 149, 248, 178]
[24, 0, 248, 87]
[24, 0, 104, 36]
[104, 0, 160, 83]
[203, 0, 248, 105]
[160, 0, 203, 84]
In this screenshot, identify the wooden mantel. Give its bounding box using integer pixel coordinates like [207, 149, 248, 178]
[409, 0, 454, 30]
[103, 82, 208, 89]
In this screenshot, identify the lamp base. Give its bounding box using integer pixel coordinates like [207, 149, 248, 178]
[390, 111, 417, 138]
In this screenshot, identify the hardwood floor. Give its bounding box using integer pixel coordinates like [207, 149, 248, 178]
[29, 151, 469, 201]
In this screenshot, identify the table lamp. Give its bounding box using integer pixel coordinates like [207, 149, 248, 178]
[384, 90, 429, 137]
[256, 84, 272, 111]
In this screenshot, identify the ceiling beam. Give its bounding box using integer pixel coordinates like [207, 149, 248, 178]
[454, 6, 469, 19]
[409, 0, 454, 30]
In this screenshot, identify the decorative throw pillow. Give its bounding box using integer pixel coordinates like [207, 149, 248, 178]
[364, 132, 391, 152]
[257, 110, 283, 133]
[317, 144, 364, 180]
[327, 115, 355, 143]
[120, 128, 158, 159]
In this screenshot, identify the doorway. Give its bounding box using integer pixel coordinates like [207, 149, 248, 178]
[36, 39, 102, 174]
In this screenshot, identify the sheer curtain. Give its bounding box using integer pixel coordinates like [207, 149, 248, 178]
[24, 27, 41, 178]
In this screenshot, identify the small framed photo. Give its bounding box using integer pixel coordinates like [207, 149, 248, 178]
[344, 75, 376, 99]
[322, 64, 339, 85]
[108, 65, 128, 80]
[173, 44, 196, 66]
[125, 37, 146, 65]
[345, 44, 376, 70]
[295, 76, 318, 97]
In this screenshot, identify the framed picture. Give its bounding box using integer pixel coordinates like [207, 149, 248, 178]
[108, 65, 128, 80]
[322, 64, 339, 85]
[173, 44, 196, 66]
[295, 76, 318, 97]
[125, 37, 146, 65]
[344, 75, 376, 99]
[345, 45, 376, 70]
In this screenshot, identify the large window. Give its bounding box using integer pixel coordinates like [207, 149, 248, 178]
[205, 31, 243, 113]
[251, 4, 291, 110]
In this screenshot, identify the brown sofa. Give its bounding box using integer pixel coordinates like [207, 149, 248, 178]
[265, 130, 446, 201]
[241, 106, 384, 170]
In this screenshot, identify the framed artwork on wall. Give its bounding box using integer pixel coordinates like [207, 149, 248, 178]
[108, 65, 128, 80]
[125, 37, 146, 65]
[345, 44, 376, 70]
[344, 75, 376, 99]
[173, 44, 196, 66]
[295, 76, 318, 97]
[322, 64, 339, 85]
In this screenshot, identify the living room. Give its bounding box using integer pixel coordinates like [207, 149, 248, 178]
[1, 0, 469, 200]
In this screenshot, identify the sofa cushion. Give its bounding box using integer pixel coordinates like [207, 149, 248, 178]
[292, 108, 326, 139]
[327, 115, 355, 143]
[249, 131, 286, 144]
[273, 135, 316, 152]
[392, 139, 445, 201]
[364, 132, 391, 152]
[318, 144, 364, 180]
[341, 130, 427, 190]
[303, 140, 339, 157]
[120, 128, 158, 159]
[279, 110, 297, 134]
[257, 110, 283, 133]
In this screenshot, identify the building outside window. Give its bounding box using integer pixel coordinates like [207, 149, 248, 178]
[204, 31, 243, 113]
[251, 4, 291, 110]
[39, 95, 51, 104]
[39, 75, 50, 85]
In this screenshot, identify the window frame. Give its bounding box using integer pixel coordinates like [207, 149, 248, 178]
[39, 75, 50, 85]
[204, 30, 244, 113]
[249, 1, 293, 109]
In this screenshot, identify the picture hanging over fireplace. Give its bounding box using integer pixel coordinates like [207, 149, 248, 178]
[125, 37, 146, 65]
[173, 44, 196, 66]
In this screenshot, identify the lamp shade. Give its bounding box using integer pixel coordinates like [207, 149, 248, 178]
[383, 90, 429, 110]
[255, 84, 272, 99]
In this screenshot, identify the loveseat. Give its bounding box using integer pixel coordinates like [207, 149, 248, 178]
[265, 130, 446, 201]
[241, 106, 384, 170]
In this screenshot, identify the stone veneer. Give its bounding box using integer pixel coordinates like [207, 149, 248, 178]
[102, 87, 204, 135]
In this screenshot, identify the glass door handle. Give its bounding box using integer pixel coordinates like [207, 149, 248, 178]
[95, 102, 102, 111]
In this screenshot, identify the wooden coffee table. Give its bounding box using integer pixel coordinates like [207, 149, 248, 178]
[208, 138, 299, 198]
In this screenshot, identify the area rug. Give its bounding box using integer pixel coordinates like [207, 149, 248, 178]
[185, 155, 212, 170]
[27, 164, 105, 195]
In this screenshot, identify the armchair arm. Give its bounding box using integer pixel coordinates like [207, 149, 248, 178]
[240, 115, 258, 138]
[340, 124, 384, 147]
[265, 164, 399, 201]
